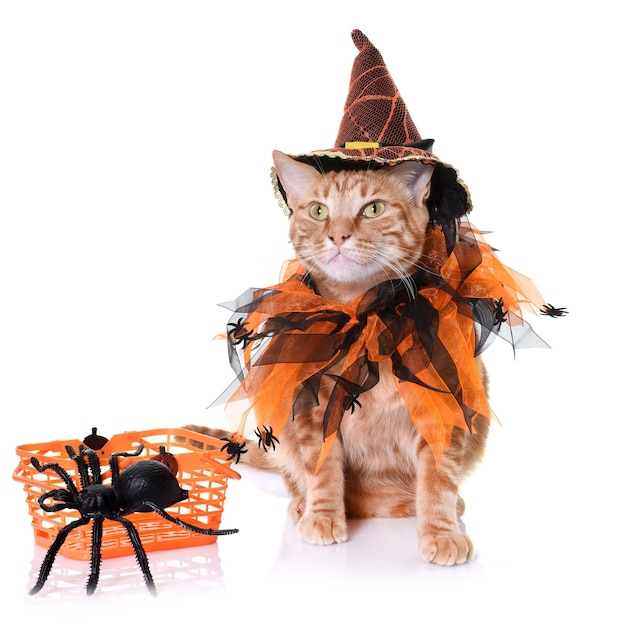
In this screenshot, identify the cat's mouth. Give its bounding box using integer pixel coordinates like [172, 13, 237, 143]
[329, 251, 359, 267]
[324, 250, 367, 282]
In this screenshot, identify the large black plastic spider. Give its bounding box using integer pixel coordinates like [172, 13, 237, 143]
[29, 443, 238, 596]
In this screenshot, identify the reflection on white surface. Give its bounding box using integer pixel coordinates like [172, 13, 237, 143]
[26, 542, 225, 602]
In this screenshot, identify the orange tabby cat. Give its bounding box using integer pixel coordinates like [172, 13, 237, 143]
[186, 150, 490, 566]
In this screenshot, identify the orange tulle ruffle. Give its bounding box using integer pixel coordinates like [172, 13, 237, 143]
[214, 222, 549, 467]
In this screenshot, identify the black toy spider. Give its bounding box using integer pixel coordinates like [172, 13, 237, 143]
[29, 443, 238, 596]
[254, 425, 279, 452]
[493, 297, 508, 331]
[541, 303, 568, 317]
[220, 436, 248, 464]
[343, 393, 362, 414]
[227, 317, 256, 347]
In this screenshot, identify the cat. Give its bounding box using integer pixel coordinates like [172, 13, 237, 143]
[185, 149, 491, 566]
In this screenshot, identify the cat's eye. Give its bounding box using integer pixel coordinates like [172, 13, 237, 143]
[362, 202, 386, 218]
[309, 203, 329, 220]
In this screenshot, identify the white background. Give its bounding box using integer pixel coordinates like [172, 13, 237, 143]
[1, 1, 624, 623]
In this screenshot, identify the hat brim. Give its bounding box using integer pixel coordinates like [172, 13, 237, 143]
[271, 146, 473, 218]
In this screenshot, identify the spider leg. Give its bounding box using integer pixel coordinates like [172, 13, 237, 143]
[37, 488, 77, 512]
[136, 501, 239, 536]
[114, 515, 156, 596]
[110, 444, 144, 483]
[66, 445, 92, 488]
[30, 456, 80, 500]
[85, 517, 103, 595]
[29, 517, 91, 595]
[80, 446, 103, 485]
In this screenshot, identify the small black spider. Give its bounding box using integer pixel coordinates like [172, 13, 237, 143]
[541, 303, 568, 317]
[220, 437, 247, 464]
[254, 425, 279, 452]
[343, 393, 362, 414]
[29, 443, 238, 596]
[493, 297, 508, 331]
[227, 317, 256, 347]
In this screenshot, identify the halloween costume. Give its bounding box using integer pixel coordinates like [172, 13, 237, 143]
[214, 30, 563, 466]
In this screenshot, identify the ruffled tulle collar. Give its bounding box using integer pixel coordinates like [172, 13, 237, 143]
[213, 221, 559, 467]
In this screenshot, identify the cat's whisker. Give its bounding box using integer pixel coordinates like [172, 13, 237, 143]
[377, 245, 442, 288]
[393, 248, 444, 280]
[404, 258, 442, 279]
[392, 243, 439, 265]
[371, 252, 418, 299]
[291, 241, 319, 253]
[368, 255, 397, 288]
[291, 250, 318, 267]
[285, 246, 323, 293]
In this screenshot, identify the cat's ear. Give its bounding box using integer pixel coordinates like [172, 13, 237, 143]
[272, 150, 322, 210]
[388, 161, 434, 206]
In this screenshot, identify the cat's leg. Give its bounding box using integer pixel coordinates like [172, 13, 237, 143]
[285, 427, 348, 544]
[415, 431, 474, 565]
[296, 447, 348, 545]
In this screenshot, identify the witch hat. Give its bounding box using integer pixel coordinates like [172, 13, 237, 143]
[273, 29, 472, 225]
[335, 29, 433, 155]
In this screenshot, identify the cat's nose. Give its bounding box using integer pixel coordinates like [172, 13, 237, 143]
[328, 232, 351, 246]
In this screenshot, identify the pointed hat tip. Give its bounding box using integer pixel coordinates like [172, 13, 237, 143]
[351, 29, 370, 51]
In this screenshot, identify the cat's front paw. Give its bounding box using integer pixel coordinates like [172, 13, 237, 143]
[297, 513, 348, 545]
[419, 532, 474, 565]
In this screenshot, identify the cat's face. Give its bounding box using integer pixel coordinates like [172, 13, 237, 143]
[272, 150, 434, 301]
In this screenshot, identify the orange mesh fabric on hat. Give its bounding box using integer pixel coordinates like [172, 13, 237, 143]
[336, 29, 421, 148]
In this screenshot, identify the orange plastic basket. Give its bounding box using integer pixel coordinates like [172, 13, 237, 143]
[13, 428, 241, 561]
